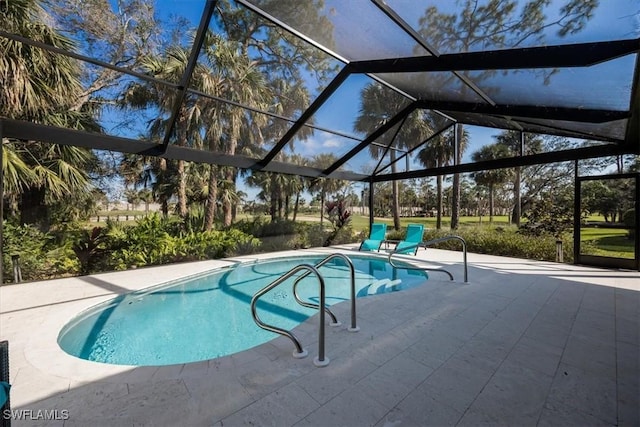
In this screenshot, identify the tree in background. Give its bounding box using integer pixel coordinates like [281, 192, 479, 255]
[355, 86, 433, 230]
[308, 154, 348, 225]
[205, 0, 336, 226]
[493, 130, 544, 224]
[417, 115, 454, 229]
[415, 0, 598, 227]
[1, 0, 100, 230]
[449, 124, 470, 229]
[471, 144, 511, 223]
[519, 185, 575, 239]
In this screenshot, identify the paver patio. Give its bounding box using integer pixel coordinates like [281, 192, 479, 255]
[0, 247, 638, 426]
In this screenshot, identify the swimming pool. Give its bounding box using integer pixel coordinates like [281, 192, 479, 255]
[58, 254, 429, 366]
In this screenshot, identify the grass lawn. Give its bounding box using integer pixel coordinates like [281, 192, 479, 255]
[348, 214, 513, 232]
[85, 210, 635, 260]
[580, 226, 635, 258]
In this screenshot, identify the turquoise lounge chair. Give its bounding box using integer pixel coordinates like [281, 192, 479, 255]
[395, 223, 424, 255]
[359, 223, 387, 251]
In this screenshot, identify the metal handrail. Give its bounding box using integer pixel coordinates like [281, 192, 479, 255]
[293, 253, 359, 332]
[388, 235, 468, 282]
[250, 264, 330, 366]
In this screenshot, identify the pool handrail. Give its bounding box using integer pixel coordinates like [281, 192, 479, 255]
[388, 235, 468, 283]
[251, 263, 330, 367]
[293, 253, 359, 332]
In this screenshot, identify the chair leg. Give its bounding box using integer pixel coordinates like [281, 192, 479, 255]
[1, 340, 10, 427]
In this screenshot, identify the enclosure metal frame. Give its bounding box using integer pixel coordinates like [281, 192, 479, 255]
[574, 173, 640, 271]
[1, 1, 640, 274]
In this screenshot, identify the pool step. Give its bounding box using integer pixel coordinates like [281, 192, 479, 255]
[367, 279, 403, 295]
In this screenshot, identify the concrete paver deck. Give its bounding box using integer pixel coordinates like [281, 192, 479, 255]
[0, 246, 638, 426]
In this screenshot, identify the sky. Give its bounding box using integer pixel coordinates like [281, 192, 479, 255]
[99, 0, 638, 203]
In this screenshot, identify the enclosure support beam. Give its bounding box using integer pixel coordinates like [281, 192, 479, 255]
[257, 67, 352, 169]
[573, 161, 580, 266]
[350, 38, 640, 73]
[377, 122, 455, 175]
[368, 180, 375, 232]
[372, 144, 630, 182]
[416, 101, 629, 124]
[0, 120, 4, 286]
[324, 103, 418, 177]
[162, 0, 218, 148]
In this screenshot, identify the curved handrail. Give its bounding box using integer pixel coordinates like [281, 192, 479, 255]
[388, 235, 468, 283]
[293, 253, 359, 332]
[250, 264, 330, 366]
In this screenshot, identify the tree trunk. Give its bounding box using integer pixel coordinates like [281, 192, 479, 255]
[20, 187, 49, 231]
[512, 167, 521, 225]
[177, 159, 187, 218]
[320, 190, 325, 225]
[392, 179, 401, 231]
[270, 175, 277, 221]
[158, 158, 169, 218]
[451, 173, 460, 229]
[436, 175, 443, 230]
[204, 164, 218, 231]
[390, 154, 401, 231]
[293, 193, 300, 221]
[222, 166, 234, 227]
[451, 124, 463, 230]
[231, 174, 238, 222]
[284, 195, 290, 219]
[489, 183, 494, 223]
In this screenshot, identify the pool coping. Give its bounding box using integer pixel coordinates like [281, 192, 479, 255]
[2, 245, 639, 425]
[3, 246, 434, 405]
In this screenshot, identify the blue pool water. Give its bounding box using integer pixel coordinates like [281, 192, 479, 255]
[58, 254, 428, 366]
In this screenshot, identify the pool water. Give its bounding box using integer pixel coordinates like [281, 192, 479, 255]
[58, 254, 428, 366]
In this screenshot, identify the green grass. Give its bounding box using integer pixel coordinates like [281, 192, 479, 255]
[580, 227, 635, 258]
[348, 214, 513, 233]
[97, 210, 147, 216]
[86, 210, 635, 260]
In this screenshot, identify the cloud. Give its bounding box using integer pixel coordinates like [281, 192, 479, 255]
[322, 138, 341, 148]
[294, 135, 349, 156]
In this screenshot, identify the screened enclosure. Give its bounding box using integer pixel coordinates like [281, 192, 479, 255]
[2, 0, 638, 179]
[1, 0, 639, 270]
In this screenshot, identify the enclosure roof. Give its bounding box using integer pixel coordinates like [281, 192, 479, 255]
[1, 0, 639, 182]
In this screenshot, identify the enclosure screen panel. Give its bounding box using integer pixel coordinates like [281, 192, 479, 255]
[242, 0, 431, 61]
[384, 0, 640, 54]
[467, 55, 636, 111]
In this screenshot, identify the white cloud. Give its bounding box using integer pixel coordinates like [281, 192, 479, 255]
[293, 135, 348, 157]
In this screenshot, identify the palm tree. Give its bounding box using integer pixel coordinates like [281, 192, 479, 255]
[417, 114, 454, 229]
[1, 0, 100, 228]
[287, 154, 308, 221]
[471, 144, 511, 223]
[308, 154, 348, 225]
[354, 84, 431, 230]
[494, 130, 543, 225]
[245, 169, 290, 221]
[120, 45, 208, 219]
[450, 124, 470, 229]
[199, 34, 271, 227]
[1, 0, 89, 123]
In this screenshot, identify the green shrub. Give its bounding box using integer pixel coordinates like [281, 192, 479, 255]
[2, 221, 80, 282]
[423, 227, 573, 263]
[622, 209, 635, 239]
[98, 214, 261, 271]
[234, 217, 298, 238]
[324, 199, 352, 246]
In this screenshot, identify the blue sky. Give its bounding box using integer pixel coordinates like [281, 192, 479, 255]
[102, 0, 638, 202]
